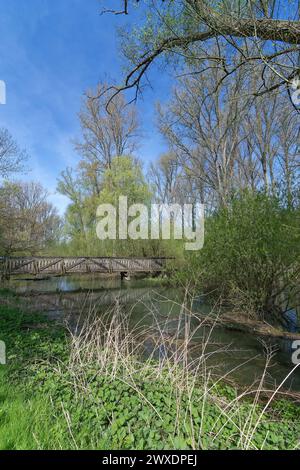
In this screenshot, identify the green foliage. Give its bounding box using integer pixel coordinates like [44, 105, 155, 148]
[0, 294, 69, 449]
[30, 365, 300, 450]
[0, 378, 60, 450]
[0, 291, 299, 450]
[0, 303, 67, 364]
[53, 155, 188, 258]
[95, 155, 152, 211]
[178, 192, 300, 322]
[55, 155, 158, 257]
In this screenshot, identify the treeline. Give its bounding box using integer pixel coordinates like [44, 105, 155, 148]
[51, 66, 299, 257]
[0, 129, 60, 256]
[53, 86, 187, 258]
[0, 35, 299, 324]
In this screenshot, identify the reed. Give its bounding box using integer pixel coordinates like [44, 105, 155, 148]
[45, 293, 300, 450]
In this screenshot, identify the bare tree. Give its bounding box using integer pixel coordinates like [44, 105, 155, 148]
[148, 152, 182, 204]
[276, 104, 300, 207]
[0, 182, 60, 255]
[0, 128, 27, 177]
[157, 58, 299, 207]
[75, 84, 140, 196]
[158, 61, 249, 207]
[241, 72, 281, 194]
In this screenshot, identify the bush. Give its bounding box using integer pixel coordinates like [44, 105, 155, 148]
[183, 192, 300, 323]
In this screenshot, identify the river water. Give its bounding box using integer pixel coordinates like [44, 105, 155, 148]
[8, 274, 300, 393]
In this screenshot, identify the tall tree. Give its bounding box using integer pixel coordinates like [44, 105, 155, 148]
[103, 1, 300, 104]
[0, 182, 60, 255]
[75, 84, 140, 196]
[149, 153, 182, 204]
[273, 102, 300, 208]
[157, 59, 299, 207]
[157, 60, 248, 207]
[0, 128, 27, 178]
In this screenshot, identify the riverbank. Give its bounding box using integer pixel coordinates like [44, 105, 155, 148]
[0, 289, 300, 450]
[195, 310, 300, 342]
[7, 279, 300, 343]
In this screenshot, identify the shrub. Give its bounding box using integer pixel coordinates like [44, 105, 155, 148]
[183, 192, 300, 324]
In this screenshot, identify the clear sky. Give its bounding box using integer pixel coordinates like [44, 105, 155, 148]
[0, 0, 170, 214]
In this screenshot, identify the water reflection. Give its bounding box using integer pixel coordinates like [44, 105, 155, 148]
[7, 274, 300, 392]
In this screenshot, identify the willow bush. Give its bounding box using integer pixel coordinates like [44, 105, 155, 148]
[182, 192, 300, 324]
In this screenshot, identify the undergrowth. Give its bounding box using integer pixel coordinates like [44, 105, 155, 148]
[0, 289, 299, 450]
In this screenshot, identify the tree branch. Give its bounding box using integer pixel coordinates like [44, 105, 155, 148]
[102, 1, 300, 105]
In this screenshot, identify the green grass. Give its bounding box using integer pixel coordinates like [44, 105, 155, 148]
[0, 378, 49, 450]
[0, 290, 68, 449]
[0, 289, 299, 450]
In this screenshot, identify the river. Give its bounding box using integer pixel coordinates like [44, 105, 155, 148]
[7, 274, 300, 393]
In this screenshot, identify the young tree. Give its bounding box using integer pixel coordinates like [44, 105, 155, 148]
[96, 155, 152, 256]
[98, 155, 152, 206]
[57, 168, 88, 239]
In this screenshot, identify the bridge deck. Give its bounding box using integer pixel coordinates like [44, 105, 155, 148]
[0, 256, 170, 277]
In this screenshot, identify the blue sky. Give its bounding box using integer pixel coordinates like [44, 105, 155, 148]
[0, 0, 170, 214]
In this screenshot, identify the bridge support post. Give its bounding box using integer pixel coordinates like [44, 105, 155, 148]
[121, 272, 131, 281]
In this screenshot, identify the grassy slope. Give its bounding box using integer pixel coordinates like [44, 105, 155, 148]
[0, 289, 299, 450]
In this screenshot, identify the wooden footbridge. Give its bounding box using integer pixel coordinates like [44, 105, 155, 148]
[0, 256, 170, 279]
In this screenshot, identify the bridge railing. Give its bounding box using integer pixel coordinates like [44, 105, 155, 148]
[0, 256, 172, 277]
